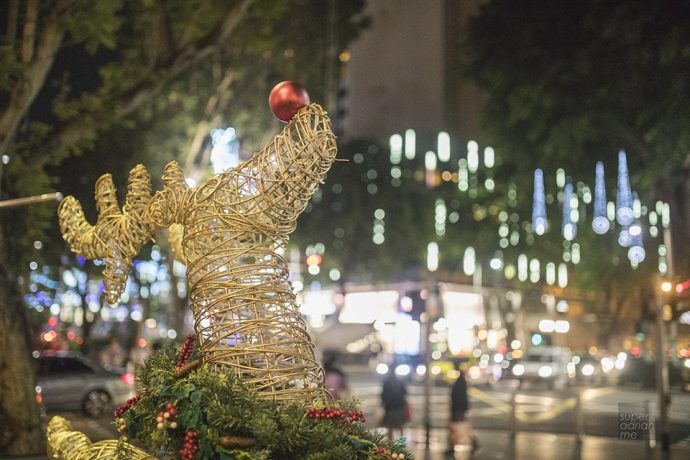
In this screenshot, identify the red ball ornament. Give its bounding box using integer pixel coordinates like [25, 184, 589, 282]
[269, 81, 310, 122]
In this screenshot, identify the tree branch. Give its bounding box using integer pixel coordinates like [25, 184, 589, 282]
[49, 0, 253, 161]
[0, 9, 65, 155]
[20, 0, 38, 63]
[183, 68, 236, 171]
[6, 0, 19, 47]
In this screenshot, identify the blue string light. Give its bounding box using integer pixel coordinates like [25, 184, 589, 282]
[532, 169, 547, 235]
[592, 161, 610, 234]
[616, 150, 633, 225]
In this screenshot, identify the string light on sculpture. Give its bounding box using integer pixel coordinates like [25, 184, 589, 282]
[592, 161, 610, 234]
[51, 82, 416, 459]
[532, 169, 547, 235]
[59, 89, 335, 403]
[616, 150, 634, 225]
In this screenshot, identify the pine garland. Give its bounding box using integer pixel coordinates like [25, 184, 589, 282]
[118, 339, 412, 459]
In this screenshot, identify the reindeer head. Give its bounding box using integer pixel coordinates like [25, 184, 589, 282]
[58, 165, 154, 304]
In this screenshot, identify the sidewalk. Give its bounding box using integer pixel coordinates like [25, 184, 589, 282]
[401, 427, 690, 460]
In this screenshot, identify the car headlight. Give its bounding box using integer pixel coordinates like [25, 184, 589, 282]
[376, 363, 389, 375]
[581, 364, 595, 376]
[538, 366, 553, 378]
[601, 357, 614, 372]
[512, 364, 525, 376]
[468, 365, 481, 380]
[395, 364, 411, 376]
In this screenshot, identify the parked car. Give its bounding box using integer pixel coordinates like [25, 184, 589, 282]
[35, 351, 135, 417]
[511, 346, 572, 389]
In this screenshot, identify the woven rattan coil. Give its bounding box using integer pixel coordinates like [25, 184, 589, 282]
[58, 164, 154, 303]
[58, 104, 337, 402]
[46, 417, 152, 459]
[147, 104, 337, 401]
[72, 440, 154, 459]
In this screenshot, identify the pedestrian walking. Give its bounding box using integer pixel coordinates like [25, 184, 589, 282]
[381, 367, 408, 441]
[448, 369, 478, 453]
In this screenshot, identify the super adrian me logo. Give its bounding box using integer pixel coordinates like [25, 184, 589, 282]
[618, 403, 654, 440]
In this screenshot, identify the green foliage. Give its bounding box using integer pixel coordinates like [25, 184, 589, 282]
[1, 0, 369, 287]
[453, 0, 690, 316]
[120, 339, 410, 459]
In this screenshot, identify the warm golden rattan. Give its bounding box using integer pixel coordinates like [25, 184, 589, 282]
[57, 104, 337, 402]
[58, 164, 153, 303]
[72, 440, 154, 459]
[46, 417, 152, 459]
[147, 104, 336, 401]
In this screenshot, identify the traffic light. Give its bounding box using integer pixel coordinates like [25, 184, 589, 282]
[675, 279, 690, 297]
[661, 277, 690, 320]
[306, 253, 322, 275]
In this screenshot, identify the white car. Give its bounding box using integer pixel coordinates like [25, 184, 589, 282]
[511, 346, 572, 389]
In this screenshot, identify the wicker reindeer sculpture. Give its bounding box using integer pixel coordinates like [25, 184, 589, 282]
[58, 103, 336, 402]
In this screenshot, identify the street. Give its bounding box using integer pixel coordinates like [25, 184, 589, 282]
[346, 366, 690, 441]
[47, 366, 690, 459]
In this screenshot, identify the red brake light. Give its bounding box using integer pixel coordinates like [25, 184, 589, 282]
[121, 373, 135, 385]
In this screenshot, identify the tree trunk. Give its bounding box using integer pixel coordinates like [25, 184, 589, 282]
[0, 14, 64, 155]
[0, 234, 42, 455]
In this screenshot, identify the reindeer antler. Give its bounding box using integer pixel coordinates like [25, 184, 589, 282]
[58, 164, 154, 304]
